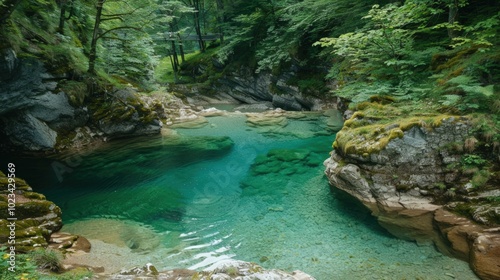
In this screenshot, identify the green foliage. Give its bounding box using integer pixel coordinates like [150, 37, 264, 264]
[313, 0, 499, 114]
[439, 75, 496, 112]
[217, 9, 266, 64]
[314, 1, 441, 103]
[0, 247, 93, 280]
[28, 248, 63, 272]
[58, 80, 88, 107]
[471, 114, 500, 144]
[0, 247, 38, 280]
[461, 154, 487, 167]
[99, 33, 159, 87]
[434, 11, 500, 51]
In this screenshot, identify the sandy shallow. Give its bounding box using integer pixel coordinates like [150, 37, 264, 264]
[63, 239, 146, 273]
[62, 218, 167, 274]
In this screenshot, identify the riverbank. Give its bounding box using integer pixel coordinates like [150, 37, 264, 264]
[324, 101, 500, 280]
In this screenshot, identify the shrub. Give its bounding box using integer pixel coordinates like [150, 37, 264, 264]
[28, 248, 63, 272]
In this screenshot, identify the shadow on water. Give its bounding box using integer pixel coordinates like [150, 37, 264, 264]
[0, 134, 236, 227]
[328, 185, 394, 239]
[0, 134, 235, 189]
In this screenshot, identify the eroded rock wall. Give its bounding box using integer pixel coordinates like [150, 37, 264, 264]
[324, 117, 500, 280]
[0, 50, 161, 152]
[171, 66, 339, 111]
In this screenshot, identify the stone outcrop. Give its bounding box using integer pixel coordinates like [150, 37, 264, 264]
[324, 114, 500, 280]
[171, 66, 338, 111]
[89, 88, 161, 139]
[0, 50, 162, 152]
[216, 69, 329, 111]
[0, 170, 62, 252]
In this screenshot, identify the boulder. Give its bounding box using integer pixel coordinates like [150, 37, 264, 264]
[272, 95, 303, 111]
[29, 91, 88, 131]
[0, 171, 62, 252]
[2, 112, 58, 151]
[0, 58, 51, 115]
[90, 89, 161, 138]
[470, 228, 500, 280]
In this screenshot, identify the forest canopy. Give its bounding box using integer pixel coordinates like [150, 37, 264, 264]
[0, 0, 498, 114]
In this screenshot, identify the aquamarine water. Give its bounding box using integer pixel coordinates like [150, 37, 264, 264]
[5, 113, 478, 279]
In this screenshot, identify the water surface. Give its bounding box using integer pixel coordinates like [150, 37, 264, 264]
[2, 113, 478, 279]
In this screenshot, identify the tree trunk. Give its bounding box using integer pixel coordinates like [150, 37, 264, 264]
[193, 0, 205, 52]
[167, 49, 178, 83]
[215, 0, 224, 43]
[58, 0, 67, 34]
[173, 18, 185, 63]
[168, 22, 180, 70]
[448, 0, 459, 39]
[178, 36, 185, 63]
[88, 0, 105, 74]
[171, 40, 179, 72]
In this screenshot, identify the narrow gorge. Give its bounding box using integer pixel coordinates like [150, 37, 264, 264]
[1, 0, 499, 279]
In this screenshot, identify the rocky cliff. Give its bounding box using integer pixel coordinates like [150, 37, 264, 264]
[0, 49, 161, 152]
[170, 64, 339, 111]
[324, 104, 500, 280]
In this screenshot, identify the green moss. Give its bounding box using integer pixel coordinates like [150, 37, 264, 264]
[58, 80, 88, 107]
[334, 102, 462, 156]
[23, 192, 46, 200]
[9, 201, 59, 220]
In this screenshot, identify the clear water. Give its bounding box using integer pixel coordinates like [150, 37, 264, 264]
[2, 113, 478, 280]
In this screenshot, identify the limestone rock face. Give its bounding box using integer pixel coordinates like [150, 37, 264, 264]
[0, 48, 20, 82]
[90, 88, 161, 138]
[325, 118, 470, 211]
[2, 112, 58, 151]
[324, 118, 500, 279]
[0, 56, 88, 151]
[433, 209, 500, 280]
[217, 69, 326, 111]
[470, 228, 500, 280]
[171, 66, 337, 111]
[0, 171, 62, 252]
[0, 52, 163, 152]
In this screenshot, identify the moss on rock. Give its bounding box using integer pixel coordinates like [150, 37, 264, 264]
[0, 172, 62, 252]
[334, 102, 461, 156]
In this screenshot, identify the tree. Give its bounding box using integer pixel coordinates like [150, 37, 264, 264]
[314, 1, 439, 101]
[254, 0, 380, 72]
[57, 0, 77, 35]
[181, 0, 206, 52]
[158, 0, 194, 82]
[87, 0, 156, 75]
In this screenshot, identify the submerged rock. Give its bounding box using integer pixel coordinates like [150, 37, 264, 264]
[246, 109, 288, 127]
[109, 260, 315, 279]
